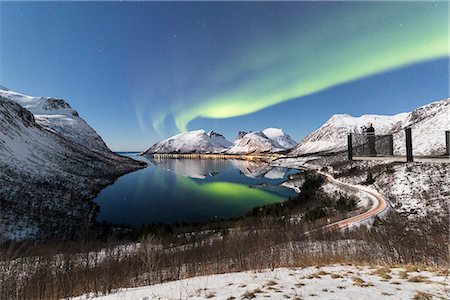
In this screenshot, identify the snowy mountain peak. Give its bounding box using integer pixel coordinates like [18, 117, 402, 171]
[143, 129, 233, 154]
[206, 130, 226, 140]
[236, 131, 248, 140]
[0, 85, 109, 153]
[290, 98, 449, 156]
[262, 127, 297, 149]
[227, 129, 297, 155]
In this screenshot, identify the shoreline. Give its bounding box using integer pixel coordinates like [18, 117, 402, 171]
[146, 153, 283, 161]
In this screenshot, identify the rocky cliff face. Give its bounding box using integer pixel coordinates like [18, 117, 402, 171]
[0, 87, 146, 242]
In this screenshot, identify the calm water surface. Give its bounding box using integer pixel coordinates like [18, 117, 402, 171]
[94, 154, 298, 228]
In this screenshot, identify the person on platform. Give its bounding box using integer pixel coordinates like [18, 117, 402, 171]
[364, 123, 376, 156]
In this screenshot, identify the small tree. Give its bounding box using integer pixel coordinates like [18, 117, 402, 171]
[138, 234, 161, 284]
[364, 172, 375, 185]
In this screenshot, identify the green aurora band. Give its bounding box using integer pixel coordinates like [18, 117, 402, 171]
[149, 2, 449, 133]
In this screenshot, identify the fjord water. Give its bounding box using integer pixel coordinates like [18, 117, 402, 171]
[94, 154, 298, 228]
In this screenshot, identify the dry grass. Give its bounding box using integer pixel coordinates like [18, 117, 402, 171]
[412, 291, 433, 300]
[330, 273, 343, 279]
[352, 277, 374, 287]
[405, 264, 420, 273]
[371, 267, 392, 280]
[0, 202, 447, 299]
[241, 290, 256, 299]
[407, 275, 429, 283]
[265, 280, 277, 287]
[398, 271, 408, 279]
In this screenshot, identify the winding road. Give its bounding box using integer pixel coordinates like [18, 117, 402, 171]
[302, 166, 389, 233]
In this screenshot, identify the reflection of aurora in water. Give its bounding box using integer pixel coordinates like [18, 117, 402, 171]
[94, 155, 297, 228]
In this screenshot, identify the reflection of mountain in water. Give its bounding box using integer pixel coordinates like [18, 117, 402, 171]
[149, 158, 229, 179]
[150, 158, 290, 180]
[231, 161, 289, 179]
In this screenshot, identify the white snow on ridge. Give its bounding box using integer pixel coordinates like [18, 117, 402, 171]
[144, 130, 233, 154]
[262, 127, 297, 149]
[291, 98, 450, 156]
[0, 86, 110, 153]
[228, 128, 297, 154]
[290, 113, 408, 155]
[145, 128, 297, 155]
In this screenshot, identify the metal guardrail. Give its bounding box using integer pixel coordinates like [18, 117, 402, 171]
[348, 129, 450, 162]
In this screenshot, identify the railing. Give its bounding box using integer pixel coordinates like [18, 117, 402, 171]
[348, 129, 450, 163]
[349, 133, 394, 158]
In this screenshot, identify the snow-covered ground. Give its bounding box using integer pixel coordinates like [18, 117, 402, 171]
[273, 155, 449, 221]
[76, 264, 449, 300]
[290, 98, 449, 156]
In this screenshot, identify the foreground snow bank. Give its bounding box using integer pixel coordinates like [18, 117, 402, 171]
[76, 265, 448, 299]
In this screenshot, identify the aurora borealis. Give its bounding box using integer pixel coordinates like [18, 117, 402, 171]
[159, 2, 449, 133]
[1, 1, 449, 150]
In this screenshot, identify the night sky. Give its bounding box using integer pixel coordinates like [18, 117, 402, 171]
[1, 1, 448, 151]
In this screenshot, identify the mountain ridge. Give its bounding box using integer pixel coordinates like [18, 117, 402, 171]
[143, 127, 298, 155]
[0, 86, 145, 241]
[290, 98, 450, 156]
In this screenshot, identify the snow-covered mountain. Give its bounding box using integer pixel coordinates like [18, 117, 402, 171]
[0, 86, 145, 241]
[262, 128, 297, 149]
[143, 130, 233, 154]
[0, 86, 110, 153]
[145, 128, 296, 155]
[391, 98, 450, 156]
[227, 128, 297, 154]
[290, 98, 449, 156]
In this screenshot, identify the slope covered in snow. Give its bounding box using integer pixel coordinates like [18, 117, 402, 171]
[228, 128, 297, 154]
[0, 88, 145, 241]
[77, 265, 448, 300]
[290, 98, 449, 156]
[0, 86, 110, 153]
[143, 130, 233, 154]
[262, 127, 297, 149]
[391, 98, 450, 156]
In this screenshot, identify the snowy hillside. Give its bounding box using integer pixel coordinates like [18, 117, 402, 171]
[0, 86, 110, 153]
[77, 265, 448, 300]
[391, 98, 450, 156]
[0, 89, 145, 241]
[290, 98, 449, 156]
[228, 128, 297, 154]
[262, 127, 297, 149]
[143, 130, 233, 154]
